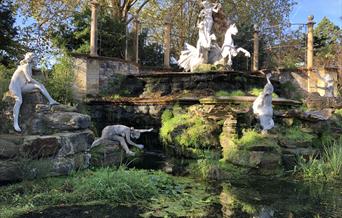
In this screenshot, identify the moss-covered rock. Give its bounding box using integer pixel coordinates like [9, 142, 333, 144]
[221, 130, 282, 175]
[160, 105, 220, 158]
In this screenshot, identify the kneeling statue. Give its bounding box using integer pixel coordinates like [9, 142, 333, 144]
[9, 52, 59, 132]
[91, 125, 153, 156]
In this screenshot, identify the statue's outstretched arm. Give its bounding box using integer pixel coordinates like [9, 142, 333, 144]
[212, 3, 221, 13]
[136, 128, 153, 133]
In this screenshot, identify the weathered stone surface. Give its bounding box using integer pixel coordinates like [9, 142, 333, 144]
[58, 130, 94, 157]
[90, 140, 125, 167]
[0, 138, 20, 159]
[1, 92, 91, 135]
[0, 91, 95, 182]
[22, 136, 61, 158]
[0, 160, 20, 182]
[305, 93, 342, 109]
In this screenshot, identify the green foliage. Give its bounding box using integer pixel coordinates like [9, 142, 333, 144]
[49, 5, 126, 58]
[0, 64, 14, 98]
[215, 90, 245, 97]
[45, 54, 75, 105]
[296, 137, 342, 181]
[248, 88, 279, 98]
[0, 0, 24, 66]
[0, 167, 216, 218]
[314, 17, 342, 66]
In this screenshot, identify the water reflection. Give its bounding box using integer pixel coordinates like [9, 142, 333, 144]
[218, 178, 341, 218]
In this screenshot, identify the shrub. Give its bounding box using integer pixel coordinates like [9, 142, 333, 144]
[0, 64, 15, 99]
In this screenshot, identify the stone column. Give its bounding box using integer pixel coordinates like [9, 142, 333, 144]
[133, 17, 140, 64]
[163, 15, 172, 68]
[307, 15, 316, 92]
[252, 24, 260, 71]
[90, 0, 99, 57]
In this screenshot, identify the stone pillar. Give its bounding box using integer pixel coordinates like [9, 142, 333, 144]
[307, 15, 316, 92]
[133, 17, 140, 64]
[252, 24, 260, 71]
[163, 15, 171, 68]
[90, 0, 99, 57]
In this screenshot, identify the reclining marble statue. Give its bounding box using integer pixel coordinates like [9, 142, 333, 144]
[178, 1, 250, 72]
[252, 74, 274, 134]
[9, 52, 59, 132]
[91, 125, 154, 156]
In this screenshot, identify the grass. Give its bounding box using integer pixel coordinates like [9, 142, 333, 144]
[215, 90, 245, 97]
[0, 167, 217, 218]
[280, 126, 315, 143]
[0, 168, 160, 217]
[248, 87, 279, 98]
[296, 137, 342, 181]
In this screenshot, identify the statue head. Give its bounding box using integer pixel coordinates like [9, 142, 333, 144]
[130, 127, 141, 139]
[228, 23, 238, 35]
[324, 74, 333, 83]
[201, 1, 211, 8]
[24, 52, 35, 62]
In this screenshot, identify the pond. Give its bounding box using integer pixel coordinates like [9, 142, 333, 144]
[18, 152, 341, 218]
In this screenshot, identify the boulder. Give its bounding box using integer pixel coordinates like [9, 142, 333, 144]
[0, 91, 95, 182]
[89, 139, 126, 167]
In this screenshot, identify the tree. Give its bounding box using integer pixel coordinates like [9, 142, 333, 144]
[0, 0, 24, 66]
[314, 17, 342, 67]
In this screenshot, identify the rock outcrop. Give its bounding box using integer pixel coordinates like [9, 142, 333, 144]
[0, 91, 95, 183]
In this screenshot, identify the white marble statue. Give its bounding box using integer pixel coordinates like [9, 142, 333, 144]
[197, 1, 221, 50]
[221, 23, 251, 67]
[91, 125, 154, 156]
[178, 43, 204, 72]
[252, 74, 274, 134]
[315, 71, 334, 97]
[9, 52, 59, 132]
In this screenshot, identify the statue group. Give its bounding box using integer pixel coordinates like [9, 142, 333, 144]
[178, 0, 250, 72]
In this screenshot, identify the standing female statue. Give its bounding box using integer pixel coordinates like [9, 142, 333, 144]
[252, 74, 274, 134]
[9, 52, 59, 132]
[197, 1, 221, 49]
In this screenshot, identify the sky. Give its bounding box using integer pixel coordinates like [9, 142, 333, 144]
[290, 0, 342, 26]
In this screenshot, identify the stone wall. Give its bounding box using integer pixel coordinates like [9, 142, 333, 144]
[138, 71, 282, 97]
[72, 54, 140, 99]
